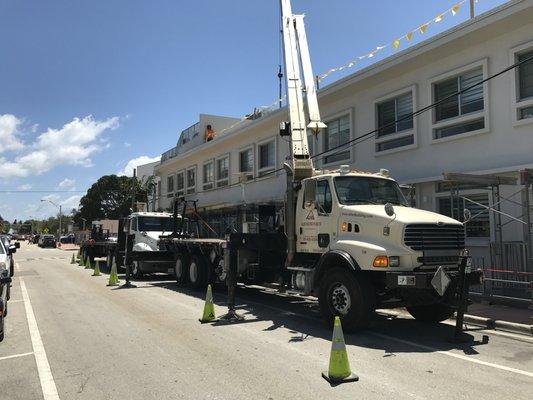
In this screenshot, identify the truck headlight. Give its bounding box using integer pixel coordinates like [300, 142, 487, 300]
[373, 256, 388, 268]
[389, 256, 400, 267]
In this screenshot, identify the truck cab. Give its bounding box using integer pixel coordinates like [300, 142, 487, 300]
[128, 212, 176, 278]
[292, 166, 472, 330]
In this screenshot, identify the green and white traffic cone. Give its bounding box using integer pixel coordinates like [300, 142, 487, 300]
[199, 285, 216, 323]
[92, 260, 101, 276]
[107, 260, 119, 286]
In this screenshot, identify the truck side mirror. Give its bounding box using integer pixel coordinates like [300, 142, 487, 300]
[384, 203, 395, 217]
[303, 180, 317, 210]
[463, 208, 471, 223]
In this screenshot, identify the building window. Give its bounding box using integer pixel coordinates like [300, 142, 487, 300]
[166, 175, 174, 198]
[377, 93, 413, 134]
[176, 171, 185, 196]
[203, 161, 214, 190]
[324, 115, 350, 164]
[517, 49, 533, 120]
[239, 148, 254, 181]
[216, 156, 229, 187]
[433, 66, 485, 139]
[258, 140, 275, 176]
[437, 193, 490, 237]
[186, 167, 196, 194]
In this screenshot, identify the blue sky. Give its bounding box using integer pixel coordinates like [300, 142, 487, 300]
[0, 0, 507, 222]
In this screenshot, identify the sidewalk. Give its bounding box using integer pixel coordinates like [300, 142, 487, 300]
[465, 301, 532, 326]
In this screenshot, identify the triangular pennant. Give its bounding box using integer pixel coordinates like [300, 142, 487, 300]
[434, 14, 444, 23]
[393, 39, 400, 49]
[405, 32, 413, 41]
[451, 4, 461, 15]
[419, 23, 429, 33]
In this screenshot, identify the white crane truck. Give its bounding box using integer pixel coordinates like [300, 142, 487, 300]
[158, 0, 482, 331]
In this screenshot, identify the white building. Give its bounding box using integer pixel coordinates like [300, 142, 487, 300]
[154, 0, 533, 267]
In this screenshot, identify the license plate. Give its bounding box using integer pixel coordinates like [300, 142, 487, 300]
[398, 275, 416, 286]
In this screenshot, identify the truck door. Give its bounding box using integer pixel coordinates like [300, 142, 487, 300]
[296, 179, 333, 253]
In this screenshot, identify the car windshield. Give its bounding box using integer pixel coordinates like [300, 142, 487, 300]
[334, 176, 408, 206]
[138, 216, 174, 232]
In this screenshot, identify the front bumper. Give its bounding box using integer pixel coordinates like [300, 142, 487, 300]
[385, 269, 483, 291]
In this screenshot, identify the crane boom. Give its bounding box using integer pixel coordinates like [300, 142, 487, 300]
[280, 0, 326, 181]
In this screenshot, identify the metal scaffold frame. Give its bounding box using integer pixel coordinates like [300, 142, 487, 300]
[442, 171, 533, 303]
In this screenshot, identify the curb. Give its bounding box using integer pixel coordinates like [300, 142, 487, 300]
[458, 314, 533, 337]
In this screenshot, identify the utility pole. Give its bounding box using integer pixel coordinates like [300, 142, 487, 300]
[132, 168, 137, 212]
[470, 0, 475, 19]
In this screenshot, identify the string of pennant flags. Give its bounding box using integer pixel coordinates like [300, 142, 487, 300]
[317, 0, 478, 82]
[208, 0, 480, 140]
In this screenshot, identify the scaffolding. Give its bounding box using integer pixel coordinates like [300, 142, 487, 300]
[442, 170, 533, 302]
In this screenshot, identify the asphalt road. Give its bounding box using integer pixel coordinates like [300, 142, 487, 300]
[1, 243, 532, 400]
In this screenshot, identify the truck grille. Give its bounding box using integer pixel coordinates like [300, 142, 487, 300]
[404, 224, 465, 251]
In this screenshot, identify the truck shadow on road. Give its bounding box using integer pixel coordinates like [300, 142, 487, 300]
[139, 278, 491, 357]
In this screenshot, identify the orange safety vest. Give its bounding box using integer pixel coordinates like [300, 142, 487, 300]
[205, 128, 215, 142]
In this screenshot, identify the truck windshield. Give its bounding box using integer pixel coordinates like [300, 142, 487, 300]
[334, 176, 408, 206]
[138, 217, 174, 232]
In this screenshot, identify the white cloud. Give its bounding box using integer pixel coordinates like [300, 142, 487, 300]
[124, 142, 132, 148]
[0, 114, 24, 153]
[58, 178, 76, 188]
[0, 115, 119, 179]
[118, 155, 160, 177]
[17, 184, 32, 190]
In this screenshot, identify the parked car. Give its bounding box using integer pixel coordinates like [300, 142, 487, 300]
[32, 234, 41, 244]
[0, 238, 15, 342]
[0, 235, 17, 300]
[39, 234, 56, 248]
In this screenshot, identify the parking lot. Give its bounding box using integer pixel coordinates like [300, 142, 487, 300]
[1, 243, 532, 400]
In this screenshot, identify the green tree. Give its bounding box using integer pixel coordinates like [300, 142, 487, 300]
[74, 175, 147, 228]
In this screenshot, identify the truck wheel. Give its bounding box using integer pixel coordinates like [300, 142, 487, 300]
[318, 267, 375, 332]
[406, 303, 455, 323]
[132, 261, 144, 279]
[188, 255, 208, 290]
[174, 256, 189, 284]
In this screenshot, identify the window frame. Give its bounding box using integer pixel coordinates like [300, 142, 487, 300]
[186, 166, 196, 194]
[316, 179, 333, 216]
[176, 170, 185, 197]
[321, 109, 352, 166]
[202, 159, 215, 191]
[429, 59, 489, 144]
[166, 174, 175, 198]
[374, 85, 417, 155]
[215, 154, 230, 188]
[256, 137, 277, 177]
[238, 146, 255, 181]
[510, 41, 533, 127]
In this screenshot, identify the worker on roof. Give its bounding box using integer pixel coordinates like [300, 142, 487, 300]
[205, 124, 215, 142]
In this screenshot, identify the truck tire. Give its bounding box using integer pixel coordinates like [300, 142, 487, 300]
[318, 267, 375, 332]
[174, 255, 189, 284]
[406, 303, 455, 323]
[188, 255, 208, 291]
[132, 261, 144, 279]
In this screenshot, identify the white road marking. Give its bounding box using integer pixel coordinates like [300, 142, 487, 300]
[7, 299, 24, 303]
[0, 352, 34, 361]
[20, 277, 60, 400]
[371, 332, 533, 378]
